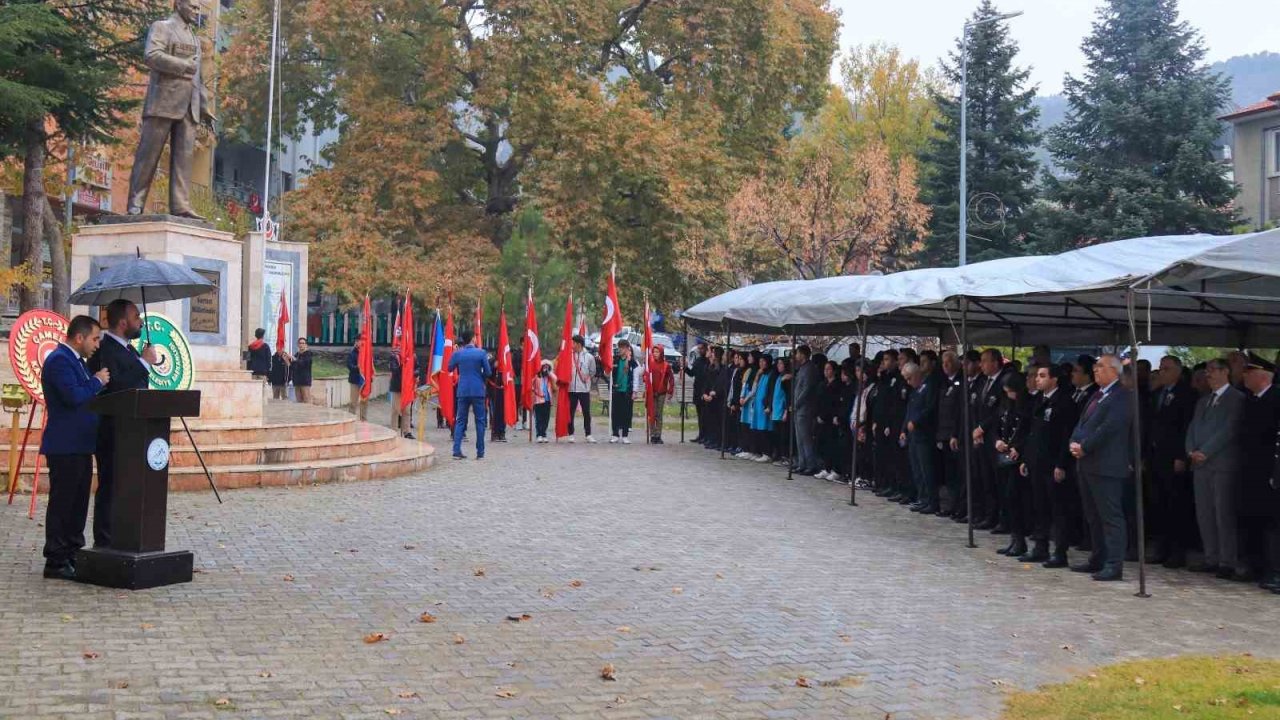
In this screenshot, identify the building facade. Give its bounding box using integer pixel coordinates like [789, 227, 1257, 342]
[1222, 91, 1280, 231]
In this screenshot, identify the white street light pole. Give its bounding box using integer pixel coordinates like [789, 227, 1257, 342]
[959, 10, 1023, 267]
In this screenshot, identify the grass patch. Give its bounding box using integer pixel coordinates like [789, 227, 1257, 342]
[311, 356, 348, 378]
[1001, 655, 1280, 720]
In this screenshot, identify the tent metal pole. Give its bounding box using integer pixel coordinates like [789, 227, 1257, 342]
[850, 318, 869, 506]
[1127, 289, 1150, 598]
[961, 297, 976, 549]
[680, 319, 688, 443]
[721, 321, 729, 460]
[787, 330, 797, 481]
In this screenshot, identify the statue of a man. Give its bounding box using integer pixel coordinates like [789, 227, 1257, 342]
[126, 0, 215, 220]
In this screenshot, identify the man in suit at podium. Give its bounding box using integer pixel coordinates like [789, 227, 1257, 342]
[88, 299, 158, 549]
[41, 316, 111, 579]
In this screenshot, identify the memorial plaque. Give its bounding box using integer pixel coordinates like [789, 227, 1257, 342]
[189, 268, 220, 334]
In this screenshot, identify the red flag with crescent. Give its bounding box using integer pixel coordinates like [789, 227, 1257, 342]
[522, 289, 541, 411]
[554, 295, 574, 439]
[599, 264, 623, 372]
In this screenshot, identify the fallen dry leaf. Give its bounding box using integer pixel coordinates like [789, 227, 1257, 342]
[452, 634, 465, 644]
[1134, 676, 1146, 687]
[112, 680, 129, 689]
[991, 679, 1006, 687]
[418, 612, 437, 624]
[397, 691, 419, 699]
[403, 544, 416, 550]
[473, 567, 486, 577]
[671, 586, 683, 595]
[283, 574, 295, 582]
[259, 671, 273, 678]
[715, 572, 724, 580]
[606, 695, 628, 708]
[82, 651, 100, 660]
[569, 579, 584, 588]
[363, 632, 389, 644]
[838, 634, 852, 643]
[506, 613, 533, 622]
[819, 676, 864, 688]
[214, 698, 230, 707]
[61, 614, 73, 622]
[495, 688, 517, 698]
[601, 663, 617, 681]
[795, 677, 813, 688]
[541, 588, 556, 598]
[616, 626, 632, 633]
[1173, 705, 1183, 712]
[384, 709, 402, 715]
[140, 623, 154, 630]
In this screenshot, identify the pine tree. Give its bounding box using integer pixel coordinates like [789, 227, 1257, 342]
[1045, 0, 1236, 248]
[918, 0, 1041, 267]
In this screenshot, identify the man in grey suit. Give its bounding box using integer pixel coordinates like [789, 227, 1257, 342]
[791, 345, 820, 475]
[126, 0, 215, 218]
[1185, 358, 1245, 578]
[1069, 354, 1133, 581]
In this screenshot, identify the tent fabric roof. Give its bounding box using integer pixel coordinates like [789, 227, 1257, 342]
[683, 229, 1280, 346]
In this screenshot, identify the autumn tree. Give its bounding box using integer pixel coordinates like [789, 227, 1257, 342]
[839, 43, 939, 161]
[687, 75, 931, 289]
[220, 0, 840, 307]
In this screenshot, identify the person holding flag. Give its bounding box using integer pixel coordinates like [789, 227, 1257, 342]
[522, 287, 542, 436]
[554, 296, 576, 441]
[428, 310, 446, 428]
[393, 293, 416, 439]
[599, 263, 624, 425]
[643, 302, 675, 444]
[437, 310, 457, 428]
[448, 329, 492, 459]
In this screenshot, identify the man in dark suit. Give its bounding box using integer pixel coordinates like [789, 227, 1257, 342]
[972, 349, 1011, 530]
[1069, 354, 1133, 581]
[41, 316, 110, 579]
[1022, 363, 1078, 566]
[448, 329, 492, 459]
[1186, 357, 1246, 579]
[688, 343, 710, 444]
[87, 299, 156, 549]
[935, 351, 965, 518]
[871, 350, 904, 499]
[1069, 356, 1099, 551]
[902, 361, 939, 513]
[1238, 353, 1279, 584]
[1147, 355, 1198, 568]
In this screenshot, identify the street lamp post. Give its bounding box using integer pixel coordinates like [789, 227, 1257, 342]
[959, 10, 1023, 267]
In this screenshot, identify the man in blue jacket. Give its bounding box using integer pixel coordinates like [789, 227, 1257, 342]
[1069, 354, 1133, 582]
[41, 315, 110, 580]
[448, 330, 492, 459]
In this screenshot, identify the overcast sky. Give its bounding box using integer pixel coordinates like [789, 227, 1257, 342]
[831, 0, 1275, 96]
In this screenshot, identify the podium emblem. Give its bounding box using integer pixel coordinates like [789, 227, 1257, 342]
[131, 313, 194, 391]
[8, 309, 69, 403]
[147, 437, 171, 471]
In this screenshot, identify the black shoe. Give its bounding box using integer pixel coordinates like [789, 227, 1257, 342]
[1007, 538, 1028, 557]
[919, 504, 940, 515]
[884, 492, 903, 502]
[476, 455, 485, 460]
[952, 515, 969, 524]
[1092, 565, 1124, 581]
[989, 524, 1010, 535]
[1230, 568, 1258, 583]
[1043, 552, 1069, 569]
[896, 496, 914, 505]
[1125, 549, 1139, 562]
[1162, 551, 1187, 570]
[1215, 567, 1235, 580]
[1071, 561, 1103, 574]
[973, 518, 996, 531]
[452, 453, 467, 460]
[909, 503, 926, 512]
[403, 432, 416, 440]
[996, 541, 1014, 555]
[932, 507, 948, 517]
[43, 563, 75, 580]
[1187, 561, 1218, 574]
[1020, 542, 1050, 563]
[1075, 540, 1092, 552]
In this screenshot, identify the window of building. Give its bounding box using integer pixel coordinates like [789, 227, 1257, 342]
[1270, 128, 1280, 177]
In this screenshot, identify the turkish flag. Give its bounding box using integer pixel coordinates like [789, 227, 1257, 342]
[522, 289, 541, 411]
[554, 294, 574, 439]
[399, 293, 415, 412]
[498, 309, 517, 427]
[599, 264, 623, 372]
[438, 310, 456, 425]
[275, 291, 290, 353]
[358, 295, 375, 400]
[474, 304, 483, 348]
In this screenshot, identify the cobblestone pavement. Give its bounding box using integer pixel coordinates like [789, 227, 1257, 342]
[2, 423, 1278, 720]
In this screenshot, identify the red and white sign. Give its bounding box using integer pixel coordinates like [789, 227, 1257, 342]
[8, 310, 70, 404]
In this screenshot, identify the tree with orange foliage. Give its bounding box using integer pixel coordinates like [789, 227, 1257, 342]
[219, 0, 839, 308]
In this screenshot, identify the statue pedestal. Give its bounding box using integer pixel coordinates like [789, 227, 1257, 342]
[70, 219, 264, 425]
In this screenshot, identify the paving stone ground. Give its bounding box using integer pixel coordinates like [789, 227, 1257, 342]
[2, 416, 1278, 719]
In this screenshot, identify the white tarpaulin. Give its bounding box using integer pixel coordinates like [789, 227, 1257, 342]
[684, 229, 1280, 345]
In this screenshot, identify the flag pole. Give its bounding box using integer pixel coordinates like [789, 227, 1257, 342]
[680, 317, 687, 444]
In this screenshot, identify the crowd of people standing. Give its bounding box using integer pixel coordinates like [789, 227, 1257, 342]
[686, 342, 1280, 594]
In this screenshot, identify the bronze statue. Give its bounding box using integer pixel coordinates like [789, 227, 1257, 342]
[126, 0, 214, 220]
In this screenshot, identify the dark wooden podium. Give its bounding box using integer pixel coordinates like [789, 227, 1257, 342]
[75, 389, 201, 590]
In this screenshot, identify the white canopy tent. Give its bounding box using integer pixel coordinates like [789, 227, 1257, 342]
[684, 229, 1280, 346]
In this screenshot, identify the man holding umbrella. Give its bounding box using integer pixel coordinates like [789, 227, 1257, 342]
[87, 299, 159, 548]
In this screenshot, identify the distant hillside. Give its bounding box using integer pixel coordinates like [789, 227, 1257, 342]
[1032, 51, 1280, 174]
